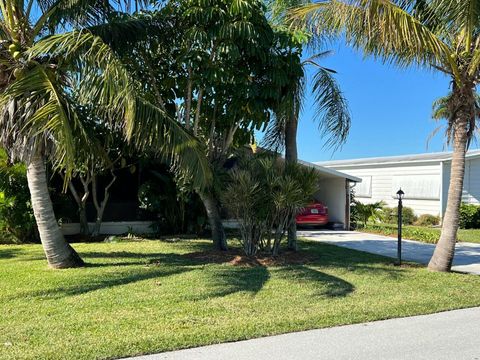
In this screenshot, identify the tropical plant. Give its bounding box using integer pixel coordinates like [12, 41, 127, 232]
[352, 200, 385, 226]
[0, 149, 37, 243]
[264, 0, 350, 251]
[224, 154, 319, 256]
[292, 0, 480, 272]
[0, 1, 209, 268]
[122, 1, 296, 250]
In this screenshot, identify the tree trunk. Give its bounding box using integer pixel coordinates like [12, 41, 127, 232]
[428, 86, 472, 272]
[199, 190, 227, 251]
[26, 155, 84, 268]
[285, 114, 299, 251]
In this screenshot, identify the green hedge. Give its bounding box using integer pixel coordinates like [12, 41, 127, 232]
[459, 203, 480, 229]
[361, 223, 440, 244]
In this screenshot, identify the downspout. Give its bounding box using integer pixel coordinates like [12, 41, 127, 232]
[439, 161, 444, 223]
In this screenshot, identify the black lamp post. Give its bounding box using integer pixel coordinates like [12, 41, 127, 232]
[396, 189, 405, 266]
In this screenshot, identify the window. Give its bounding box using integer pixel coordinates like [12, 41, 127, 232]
[355, 176, 372, 198]
[391, 175, 440, 200]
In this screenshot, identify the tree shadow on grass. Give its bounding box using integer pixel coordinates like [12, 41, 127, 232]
[299, 241, 409, 279]
[274, 266, 354, 298]
[0, 247, 26, 260]
[6, 265, 192, 300]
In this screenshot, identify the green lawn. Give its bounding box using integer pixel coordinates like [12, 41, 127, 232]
[360, 223, 480, 244]
[2, 238, 480, 360]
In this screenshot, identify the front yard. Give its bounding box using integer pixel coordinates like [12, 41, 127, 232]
[360, 223, 480, 244]
[2, 238, 480, 360]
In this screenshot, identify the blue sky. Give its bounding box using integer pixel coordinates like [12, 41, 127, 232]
[295, 41, 480, 163]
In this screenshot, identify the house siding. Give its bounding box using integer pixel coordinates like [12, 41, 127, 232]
[329, 162, 442, 216]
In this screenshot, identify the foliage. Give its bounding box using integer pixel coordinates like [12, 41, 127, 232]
[224, 155, 318, 256]
[459, 203, 480, 229]
[361, 223, 480, 244]
[138, 168, 206, 235]
[351, 200, 385, 226]
[415, 214, 440, 227]
[0, 150, 37, 243]
[360, 223, 440, 244]
[383, 206, 417, 225]
[3, 239, 480, 359]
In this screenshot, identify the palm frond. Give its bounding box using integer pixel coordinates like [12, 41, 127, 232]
[130, 99, 212, 189]
[289, 0, 456, 75]
[311, 66, 350, 149]
[0, 65, 88, 178]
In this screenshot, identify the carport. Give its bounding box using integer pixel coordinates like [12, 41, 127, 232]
[299, 160, 361, 230]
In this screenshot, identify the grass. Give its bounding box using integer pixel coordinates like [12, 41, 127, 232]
[2, 238, 480, 360]
[360, 223, 480, 244]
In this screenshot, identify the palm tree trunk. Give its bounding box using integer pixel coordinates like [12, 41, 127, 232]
[26, 154, 84, 268]
[199, 190, 227, 251]
[285, 114, 298, 251]
[428, 88, 472, 272]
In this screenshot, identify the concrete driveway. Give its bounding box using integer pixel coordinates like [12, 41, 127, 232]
[298, 230, 480, 275]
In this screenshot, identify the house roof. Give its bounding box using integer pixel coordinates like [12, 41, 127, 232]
[299, 159, 362, 182]
[315, 149, 480, 168]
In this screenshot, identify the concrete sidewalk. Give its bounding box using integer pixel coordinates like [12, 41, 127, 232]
[298, 230, 480, 275]
[124, 307, 480, 360]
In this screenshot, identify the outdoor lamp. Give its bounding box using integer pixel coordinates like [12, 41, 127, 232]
[396, 188, 404, 265]
[396, 189, 405, 200]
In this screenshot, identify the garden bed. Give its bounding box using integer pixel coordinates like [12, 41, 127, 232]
[359, 223, 480, 244]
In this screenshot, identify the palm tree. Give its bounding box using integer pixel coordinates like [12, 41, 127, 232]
[264, 53, 350, 250]
[292, 0, 480, 272]
[353, 200, 385, 226]
[0, 1, 209, 268]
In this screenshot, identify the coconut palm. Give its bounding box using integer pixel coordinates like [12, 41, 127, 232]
[292, 0, 480, 272]
[0, 0, 209, 268]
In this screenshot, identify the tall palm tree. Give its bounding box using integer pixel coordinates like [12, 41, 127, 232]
[0, 0, 209, 268]
[291, 0, 480, 271]
[264, 53, 350, 250]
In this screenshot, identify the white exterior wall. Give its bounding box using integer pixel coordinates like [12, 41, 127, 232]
[315, 178, 347, 225]
[441, 158, 480, 215]
[61, 221, 155, 235]
[332, 162, 442, 216]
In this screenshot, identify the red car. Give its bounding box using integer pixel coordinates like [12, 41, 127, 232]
[296, 203, 329, 226]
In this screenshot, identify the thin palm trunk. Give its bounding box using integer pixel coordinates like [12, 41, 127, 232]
[428, 86, 472, 272]
[27, 154, 84, 268]
[285, 114, 299, 251]
[199, 190, 227, 251]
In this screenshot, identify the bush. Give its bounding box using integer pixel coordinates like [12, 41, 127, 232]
[363, 223, 440, 244]
[459, 203, 480, 229]
[383, 206, 417, 225]
[0, 150, 37, 243]
[414, 214, 440, 227]
[224, 155, 318, 256]
[351, 200, 385, 226]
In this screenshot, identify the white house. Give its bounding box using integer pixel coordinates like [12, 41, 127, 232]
[316, 150, 480, 218]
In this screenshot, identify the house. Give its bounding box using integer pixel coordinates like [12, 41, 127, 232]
[60, 159, 361, 235]
[316, 150, 480, 218]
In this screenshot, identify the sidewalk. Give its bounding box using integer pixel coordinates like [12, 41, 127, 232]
[123, 307, 480, 360]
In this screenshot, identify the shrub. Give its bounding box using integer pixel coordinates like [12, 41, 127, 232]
[351, 201, 385, 226]
[224, 155, 318, 256]
[414, 214, 440, 227]
[364, 223, 440, 244]
[459, 203, 480, 229]
[383, 206, 417, 225]
[0, 150, 37, 243]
